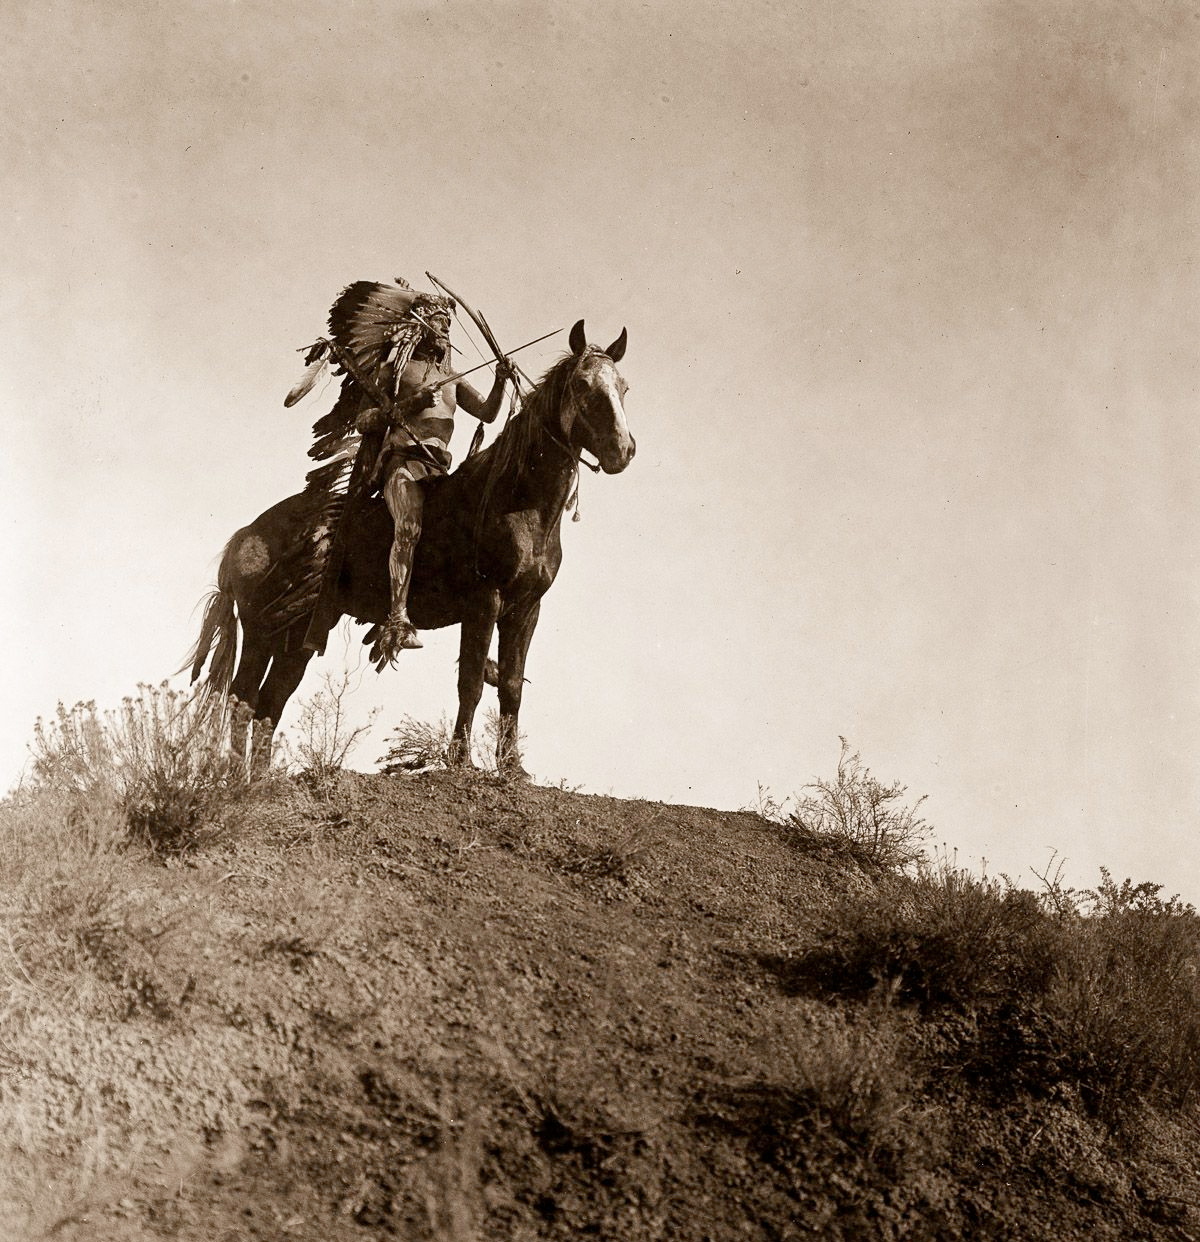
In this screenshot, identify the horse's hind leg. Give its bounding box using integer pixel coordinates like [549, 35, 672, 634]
[231, 639, 271, 709]
[229, 636, 272, 764]
[252, 646, 317, 769]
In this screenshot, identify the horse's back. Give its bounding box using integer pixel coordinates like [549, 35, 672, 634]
[225, 489, 312, 581]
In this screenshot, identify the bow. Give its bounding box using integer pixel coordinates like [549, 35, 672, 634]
[426, 271, 527, 391]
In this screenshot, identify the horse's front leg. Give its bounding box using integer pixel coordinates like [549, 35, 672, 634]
[449, 593, 501, 767]
[495, 599, 541, 778]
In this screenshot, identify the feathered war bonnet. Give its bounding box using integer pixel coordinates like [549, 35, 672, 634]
[297, 278, 456, 465]
[327, 279, 455, 382]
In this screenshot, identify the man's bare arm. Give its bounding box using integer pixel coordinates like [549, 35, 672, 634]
[455, 359, 516, 424]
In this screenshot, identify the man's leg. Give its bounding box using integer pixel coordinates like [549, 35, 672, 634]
[379, 464, 425, 663]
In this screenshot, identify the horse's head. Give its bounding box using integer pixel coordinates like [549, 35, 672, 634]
[561, 320, 635, 474]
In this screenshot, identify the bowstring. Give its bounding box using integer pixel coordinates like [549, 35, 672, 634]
[446, 307, 491, 459]
[451, 306, 522, 428]
[452, 306, 490, 371]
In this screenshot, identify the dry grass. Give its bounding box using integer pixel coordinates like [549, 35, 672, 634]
[772, 1005, 914, 1154]
[792, 853, 1200, 1139]
[800, 857, 1057, 1010]
[0, 785, 133, 1016]
[0, 682, 284, 1236]
[379, 709, 527, 778]
[0, 782, 244, 1239]
[1047, 872, 1200, 1126]
[379, 714, 455, 773]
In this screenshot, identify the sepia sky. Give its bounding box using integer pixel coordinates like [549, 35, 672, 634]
[3, 1, 1198, 897]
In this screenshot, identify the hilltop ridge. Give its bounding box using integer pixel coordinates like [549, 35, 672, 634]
[3, 768, 1199, 1241]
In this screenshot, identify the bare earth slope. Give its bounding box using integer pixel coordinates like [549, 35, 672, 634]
[5, 771, 1198, 1241]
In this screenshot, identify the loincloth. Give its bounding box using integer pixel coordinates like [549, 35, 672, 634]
[371, 435, 452, 488]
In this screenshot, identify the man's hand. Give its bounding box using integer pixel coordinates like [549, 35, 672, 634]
[496, 357, 518, 385]
[355, 407, 388, 436]
[416, 387, 440, 410]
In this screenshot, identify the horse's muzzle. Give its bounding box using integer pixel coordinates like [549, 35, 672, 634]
[601, 436, 635, 474]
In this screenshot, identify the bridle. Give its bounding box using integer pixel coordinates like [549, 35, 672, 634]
[544, 407, 602, 474]
[542, 358, 623, 475]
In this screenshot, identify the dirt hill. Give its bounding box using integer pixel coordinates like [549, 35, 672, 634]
[3, 767, 1199, 1241]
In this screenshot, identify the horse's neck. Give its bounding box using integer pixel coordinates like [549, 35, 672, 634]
[515, 425, 575, 525]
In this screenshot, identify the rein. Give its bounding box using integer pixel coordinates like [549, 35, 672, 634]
[538, 375, 611, 526]
[545, 375, 603, 473]
[542, 425, 602, 475]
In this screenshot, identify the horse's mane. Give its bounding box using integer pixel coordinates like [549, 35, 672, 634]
[456, 348, 586, 518]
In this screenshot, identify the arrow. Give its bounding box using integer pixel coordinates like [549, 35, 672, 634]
[427, 327, 562, 392]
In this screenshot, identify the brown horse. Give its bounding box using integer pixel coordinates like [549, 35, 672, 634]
[186, 320, 634, 772]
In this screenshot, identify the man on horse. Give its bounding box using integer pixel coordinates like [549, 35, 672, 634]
[190, 309, 632, 773]
[290, 278, 517, 665]
[362, 287, 517, 661]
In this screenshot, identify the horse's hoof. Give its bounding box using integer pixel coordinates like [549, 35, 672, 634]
[447, 740, 475, 769]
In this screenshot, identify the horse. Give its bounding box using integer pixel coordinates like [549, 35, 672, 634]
[185, 319, 634, 773]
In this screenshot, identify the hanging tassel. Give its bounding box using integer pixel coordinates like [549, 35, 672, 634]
[568, 471, 581, 522]
[467, 421, 485, 457]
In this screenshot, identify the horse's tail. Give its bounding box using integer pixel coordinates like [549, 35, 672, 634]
[181, 544, 240, 697]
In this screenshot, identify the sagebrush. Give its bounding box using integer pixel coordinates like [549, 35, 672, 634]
[28, 683, 250, 853]
[283, 668, 379, 796]
[379, 714, 455, 773]
[378, 709, 526, 777]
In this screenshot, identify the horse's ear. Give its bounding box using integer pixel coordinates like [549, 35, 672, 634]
[604, 327, 627, 362]
[569, 319, 587, 355]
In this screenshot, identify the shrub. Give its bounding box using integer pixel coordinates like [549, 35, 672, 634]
[800, 852, 1200, 1131]
[1047, 872, 1200, 1124]
[378, 709, 527, 777]
[742, 782, 790, 822]
[801, 859, 1057, 1012]
[791, 1008, 913, 1153]
[480, 708, 528, 776]
[785, 739, 931, 870]
[29, 683, 249, 853]
[379, 714, 454, 773]
[0, 784, 132, 1010]
[284, 669, 379, 796]
[691, 1007, 915, 1179]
